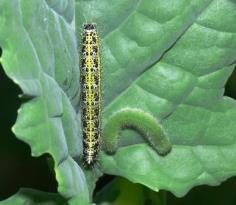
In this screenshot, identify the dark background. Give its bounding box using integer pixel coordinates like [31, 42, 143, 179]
[0, 52, 235, 204]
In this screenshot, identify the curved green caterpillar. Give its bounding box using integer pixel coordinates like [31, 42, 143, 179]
[102, 108, 172, 155]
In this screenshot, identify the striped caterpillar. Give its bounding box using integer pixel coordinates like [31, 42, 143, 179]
[80, 23, 101, 166]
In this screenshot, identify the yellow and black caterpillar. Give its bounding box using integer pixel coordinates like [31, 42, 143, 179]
[80, 23, 101, 165]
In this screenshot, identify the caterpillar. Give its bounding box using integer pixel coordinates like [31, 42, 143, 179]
[80, 23, 101, 166]
[102, 108, 172, 156]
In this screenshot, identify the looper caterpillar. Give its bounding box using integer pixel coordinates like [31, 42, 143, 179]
[102, 108, 172, 156]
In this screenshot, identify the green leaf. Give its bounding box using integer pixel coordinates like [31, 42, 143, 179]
[0, 189, 67, 205]
[45, 0, 75, 23]
[0, 0, 89, 204]
[167, 176, 236, 205]
[76, 0, 236, 197]
[1, 0, 236, 204]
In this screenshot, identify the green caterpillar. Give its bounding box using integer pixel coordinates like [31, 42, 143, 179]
[102, 108, 172, 155]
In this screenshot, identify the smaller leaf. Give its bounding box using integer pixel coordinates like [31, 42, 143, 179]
[0, 189, 67, 205]
[55, 157, 90, 204]
[95, 177, 166, 205]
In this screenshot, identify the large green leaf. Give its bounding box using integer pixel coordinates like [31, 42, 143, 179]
[0, 0, 89, 204]
[1, 0, 236, 204]
[76, 0, 236, 197]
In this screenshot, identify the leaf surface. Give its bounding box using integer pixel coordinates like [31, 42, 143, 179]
[0, 189, 67, 205]
[0, 0, 89, 204]
[76, 0, 236, 196]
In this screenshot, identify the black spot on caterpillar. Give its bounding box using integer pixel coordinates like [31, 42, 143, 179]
[80, 23, 101, 166]
[102, 108, 172, 156]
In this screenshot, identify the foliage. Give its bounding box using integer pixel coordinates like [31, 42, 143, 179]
[0, 0, 236, 204]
